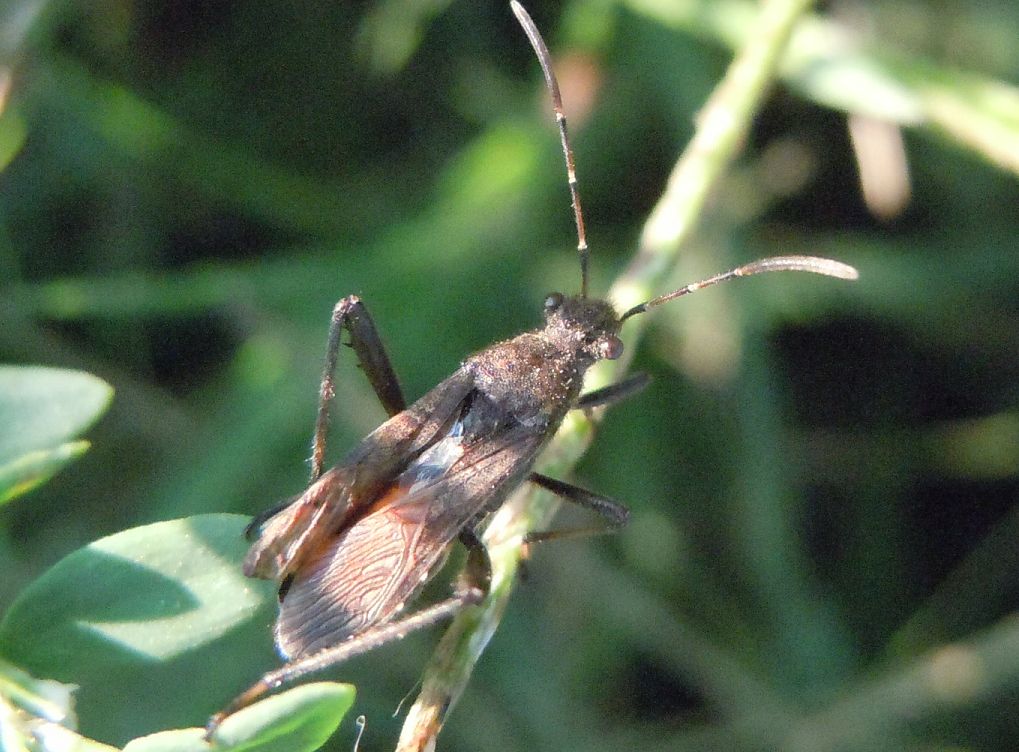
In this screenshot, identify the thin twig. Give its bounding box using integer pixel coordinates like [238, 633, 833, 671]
[395, 0, 816, 748]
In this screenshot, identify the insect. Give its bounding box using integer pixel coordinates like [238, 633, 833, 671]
[206, 0, 857, 736]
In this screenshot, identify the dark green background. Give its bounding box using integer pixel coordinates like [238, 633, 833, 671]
[2, 0, 1018, 750]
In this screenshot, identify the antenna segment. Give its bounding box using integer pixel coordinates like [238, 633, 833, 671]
[620, 256, 859, 321]
[511, 0, 590, 298]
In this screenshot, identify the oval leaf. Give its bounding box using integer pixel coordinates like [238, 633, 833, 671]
[0, 366, 112, 463]
[0, 658, 76, 725]
[202, 682, 352, 752]
[0, 441, 91, 507]
[0, 514, 278, 745]
[0, 366, 112, 504]
[120, 728, 210, 752]
[22, 724, 119, 752]
[121, 682, 353, 752]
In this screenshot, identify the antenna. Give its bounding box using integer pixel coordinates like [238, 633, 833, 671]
[619, 255, 859, 321]
[511, 0, 590, 299]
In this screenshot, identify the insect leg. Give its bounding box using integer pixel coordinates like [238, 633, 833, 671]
[312, 296, 407, 481]
[575, 372, 651, 410]
[524, 473, 630, 544]
[204, 587, 484, 740]
[242, 496, 297, 540]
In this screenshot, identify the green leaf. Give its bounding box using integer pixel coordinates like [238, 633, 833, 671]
[122, 683, 354, 752]
[0, 696, 31, 752]
[2, 717, 121, 752]
[0, 660, 118, 752]
[121, 728, 211, 752]
[211, 682, 354, 752]
[0, 440, 91, 506]
[0, 514, 266, 665]
[0, 366, 112, 506]
[0, 367, 112, 461]
[0, 657, 76, 726]
[0, 514, 278, 745]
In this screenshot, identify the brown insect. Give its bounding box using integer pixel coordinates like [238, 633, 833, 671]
[206, 0, 857, 735]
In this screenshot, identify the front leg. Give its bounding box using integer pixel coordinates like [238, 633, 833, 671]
[575, 372, 650, 410]
[312, 295, 407, 481]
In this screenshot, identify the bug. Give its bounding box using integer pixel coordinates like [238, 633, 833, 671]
[206, 0, 857, 736]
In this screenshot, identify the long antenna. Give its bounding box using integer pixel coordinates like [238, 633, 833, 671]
[619, 255, 859, 321]
[511, 0, 590, 299]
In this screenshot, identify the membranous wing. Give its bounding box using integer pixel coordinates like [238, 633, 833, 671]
[243, 370, 477, 584]
[274, 390, 549, 659]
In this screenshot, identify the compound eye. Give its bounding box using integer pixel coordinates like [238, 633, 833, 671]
[544, 292, 564, 312]
[597, 335, 623, 360]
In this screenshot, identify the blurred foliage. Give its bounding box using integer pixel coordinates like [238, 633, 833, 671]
[1, 0, 1018, 750]
[0, 366, 111, 506]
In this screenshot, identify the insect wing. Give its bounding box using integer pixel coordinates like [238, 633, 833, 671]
[274, 423, 546, 659]
[242, 468, 356, 580]
[243, 371, 478, 582]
